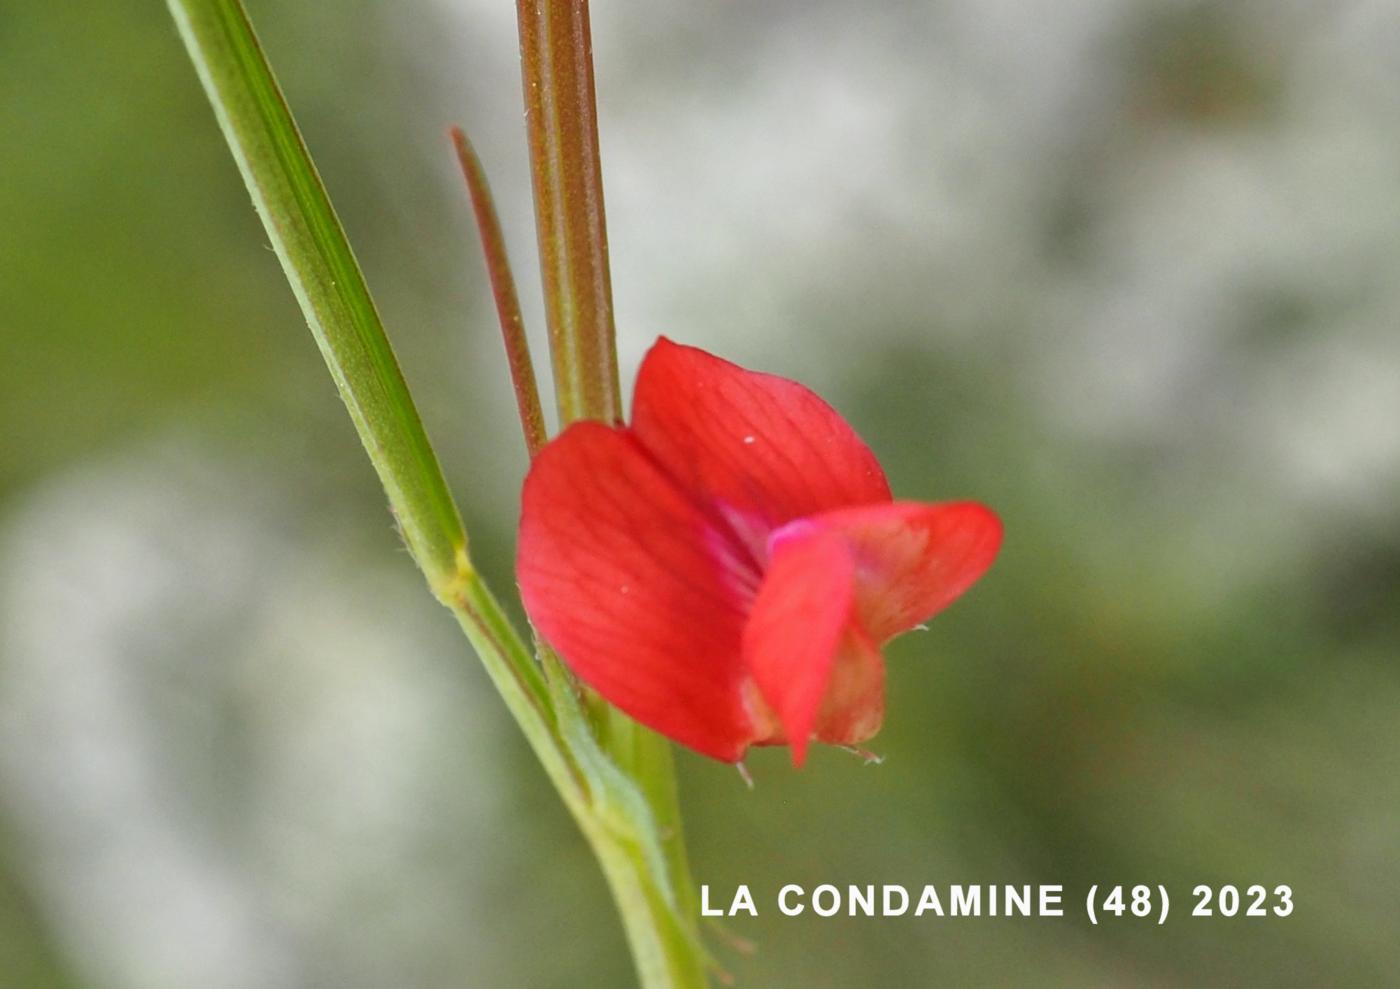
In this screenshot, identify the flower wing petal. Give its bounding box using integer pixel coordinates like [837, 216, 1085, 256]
[815, 500, 1002, 643]
[517, 422, 758, 761]
[631, 338, 891, 529]
[742, 523, 856, 767]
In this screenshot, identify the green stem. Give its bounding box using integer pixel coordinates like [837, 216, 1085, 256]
[165, 0, 572, 818]
[169, 0, 709, 984]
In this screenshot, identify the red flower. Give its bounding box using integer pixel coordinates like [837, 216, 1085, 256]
[517, 338, 1002, 765]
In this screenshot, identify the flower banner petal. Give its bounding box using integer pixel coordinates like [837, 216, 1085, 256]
[631, 338, 891, 532]
[518, 422, 758, 761]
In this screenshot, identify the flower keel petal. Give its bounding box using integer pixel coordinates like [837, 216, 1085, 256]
[813, 624, 884, 749]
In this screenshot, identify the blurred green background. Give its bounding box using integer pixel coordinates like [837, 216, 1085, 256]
[4, 1, 1400, 986]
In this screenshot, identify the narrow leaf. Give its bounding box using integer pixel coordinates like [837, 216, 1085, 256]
[168, 0, 464, 588]
[166, 0, 554, 719]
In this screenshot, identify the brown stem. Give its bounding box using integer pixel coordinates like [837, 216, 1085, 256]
[513, 7, 710, 986]
[451, 126, 548, 459]
[516, 0, 621, 425]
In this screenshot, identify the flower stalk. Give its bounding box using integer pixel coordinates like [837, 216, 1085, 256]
[516, 0, 622, 425]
